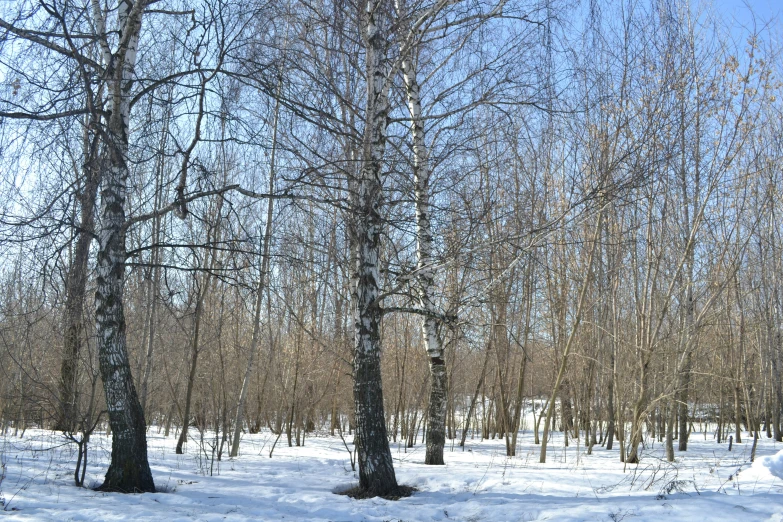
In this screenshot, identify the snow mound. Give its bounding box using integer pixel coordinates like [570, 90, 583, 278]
[740, 449, 783, 483]
[758, 450, 783, 480]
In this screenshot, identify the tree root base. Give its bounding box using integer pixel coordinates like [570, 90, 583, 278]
[94, 483, 156, 494]
[337, 484, 416, 500]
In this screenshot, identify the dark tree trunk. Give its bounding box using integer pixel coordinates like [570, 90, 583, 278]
[175, 296, 203, 455]
[347, 0, 400, 498]
[93, 0, 153, 494]
[57, 161, 99, 432]
[677, 353, 692, 451]
[425, 356, 447, 464]
[352, 325, 398, 496]
[666, 402, 675, 462]
[605, 377, 615, 450]
[94, 133, 154, 493]
[460, 342, 490, 448]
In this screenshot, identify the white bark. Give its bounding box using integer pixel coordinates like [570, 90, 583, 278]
[350, 0, 399, 496]
[94, 0, 154, 493]
[401, 48, 447, 465]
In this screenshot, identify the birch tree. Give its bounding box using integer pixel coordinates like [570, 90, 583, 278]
[90, 0, 156, 492]
[398, 15, 447, 468]
[348, 0, 400, 496]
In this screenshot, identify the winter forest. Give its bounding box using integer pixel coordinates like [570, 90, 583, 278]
[1, 0, 783, 519]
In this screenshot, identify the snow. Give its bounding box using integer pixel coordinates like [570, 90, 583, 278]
[742, 447, 783, 485]
[1, 425, 782, 521]
[763, 451, 783, 480]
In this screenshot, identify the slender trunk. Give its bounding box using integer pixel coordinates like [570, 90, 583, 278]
[331, 370, 342, 437]
[534, 398, 544, 445]
[140, 111, 169, 414]
[216, 292, 229, 461]
[770, 297, 783, 441]
[400, 43, 447, 466]
[287, 328, 304, 448]
[460, 341, 491, 448]
[492, 318, 512, 454]
[541, 206, 604, 463]
[510, 355, 528, 455]
[230, 94, 277, 456]
[605, 361, 616, 450]
[625, 358, 649, 464]
[606, 215, 619, 451]
[58, 160, 99, 432]
[176, 195, 223, 454]
[176, 286, 206, 454]
[665, 401, 675, 462]
[677, 352, 692, 451]
[392, 329, 408, 442]
[511, 262, 534, 455]
[734, 386, 742, 444]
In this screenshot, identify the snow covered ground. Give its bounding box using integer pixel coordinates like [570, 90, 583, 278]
[1, 424, 782, 521]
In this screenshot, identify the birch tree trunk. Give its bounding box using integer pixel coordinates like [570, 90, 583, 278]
[94, 0, 154, 493]
[350, 0, 399, 496]
[401, 47, 447, 466]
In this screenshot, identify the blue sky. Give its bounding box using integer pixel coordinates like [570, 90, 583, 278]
[714, 0, 781, 31]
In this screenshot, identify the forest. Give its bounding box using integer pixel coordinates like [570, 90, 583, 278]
[1, 0, 783, 519]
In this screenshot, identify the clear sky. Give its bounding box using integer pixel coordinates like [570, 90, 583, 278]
[712, 0, 781, 33]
